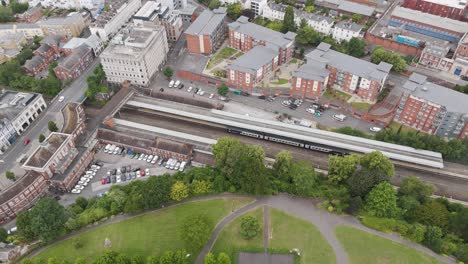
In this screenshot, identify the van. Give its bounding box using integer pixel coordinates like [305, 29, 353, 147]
[174, 80, 180, 88]
[104, 144, 111, 153]
[174, 162, 181, 170]
[113, 147, 120, 155]
[165, 158, 173, 169]
[170, 160, 177, 170]
[333, 114, 347, 122]
[179, 161, 186, 172]
[108, 145, 116, 153]
[168, 80, 175, 88]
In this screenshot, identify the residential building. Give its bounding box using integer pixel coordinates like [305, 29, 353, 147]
[332, 21, 362, 43]
[179, 4, 197, 23]
[133, 1, 184, 42]
[90, 0, 142, 41]
[62, 34, 104, 56]
[305, 43, 392, 103]
[316, 0, 375, 17]
[40, 13, 86, 39]
[251, 0, 267, 15]
[419, 42, 453, 71]
[402, 0, 467, 22]
[395, 73, 468, 139]
[262, 2, 285, 20]
[100, 24, 169, 87]
[290, 62, 330, 99]
[0, 24, 43, 39]
[390, 7, 467, 43]
[228, 16, 296, 65]
[21, 6, 42, 23]
[185, 7, 227, 55]
[0, 91, 47, 136]
[27, 0, 97, 9]
[227, 45, 279, 93]
[24, 35, 62, 76]
[23, 55, 48, 75]
[54, 45, 94, 80]
[160, 0, 187, 10]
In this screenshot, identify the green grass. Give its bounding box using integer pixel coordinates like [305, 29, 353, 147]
[206, 47, 238, 69]
[323, 89, 352, 101]
[350, 102, 372, 111]
[335, 225, 445, 264]
[35, 197, 253, 263]
[271, 79, 289, 85]
[211, 207, 264, 263]
[388, 121, 417, 133]
[268, 209, 335, 264]
[290, 58, 298, 64]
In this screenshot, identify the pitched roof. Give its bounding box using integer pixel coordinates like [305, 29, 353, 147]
[41, 35, 62, 46]
[57, 45, 91, 71]
[335, 21, 362, 32]
[184, 7, 226, 36]
[23, 55, 45, 70]
[227, 46, 278, 74]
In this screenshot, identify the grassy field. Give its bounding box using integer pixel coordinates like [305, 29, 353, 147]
[271, 78, 289, 85]
[350, 102, 372, 111]
[335, 225, 445, 264]
[206, 47, 239, 69]
[323, 89, 352, 101]
[268, 209, 335, 264]
[211, 207, 264, 262]
[34, 197, 253, 263]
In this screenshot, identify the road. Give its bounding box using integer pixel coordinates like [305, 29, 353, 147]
[0, 59, 100, 181]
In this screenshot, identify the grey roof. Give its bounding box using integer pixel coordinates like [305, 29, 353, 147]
[36, 43, 52, 54]
[392, 7, 467, 33]
[228, 16, 296, 49]
[58, 45, 91, 71]
[422, 42, 450, 57]
[268, 3, 286, 12]
[335, 21, 362, 32]
[296, 10, 334, 24]
[40, 13, 82, 26]
[25, 6, 41, 15]
[306, 42, 392, 81]
[41, 35, 61, 46]
[293, 61, 330, 81]
[0, 91, 39, 121]
[227, 45, 278, 74]
[403, 73, 468, 114]
[338, 1, 375, 16]
[23, 55, 45, 70]
[184, 7, 226, 36]
[0, 23, 40, 30]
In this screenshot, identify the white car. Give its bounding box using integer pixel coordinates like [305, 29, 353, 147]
[139, 154, 146, 161]
[146, 155, 154, 162]
[145, 168, 150, 175]
[174, 80, 181, 88]
[306, 108, 315, 114]
[187, 86, 193, 92]
[282, 100, 291, 106]
[370, 127, 382, 132]
[116, 175, 121, 183]
[209, 93, 214, 99]
[135, 170, 141, 178]
[168, 80, 175, 88]
[200, 91, 205, 96]
[151, 155, 158, 164]
[75, 185, 85, 190]
[71, 189, 82, 194]
[58, 96, 65, 102]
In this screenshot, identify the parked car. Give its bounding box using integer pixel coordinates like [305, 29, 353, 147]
[145, 168, 149, 175]
[188, 86, 193, 92]
[333, 114, 347, 122]
[179, 161, 186, 172]
[370, 127, 382, 132]
[121, 166, 126, 173]
[169, 80, 175, 88]
[289, 104, 298, 110]
[174, 162, 181, 171]
[151, 155, 158, 164]
[306, 108, 315, 114]
[75, 185, 84, 190]
[101, 177, 106, 185]
[200, 90, 205, 96]
[174, 80, 181, 88]
[282, 100, 291, 106]
[209, 93, 214, 99]
[158, 158, 164, 166]
[135, 170, 141, 178]
[58, 96, 65, 102]
[121, 173, 127, 182]
[179, 84, 185, 90]
[71, 189, 81, 194]
[126, 165, 131, 172]
[147, 155, 153, 162]
[241, 91, 250, 96]
[111, 175, 116, 183]
[24, 138, 31, 145]
[194, 87, 200, 94]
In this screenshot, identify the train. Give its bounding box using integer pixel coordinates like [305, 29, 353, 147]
[227, 126, 348, 156]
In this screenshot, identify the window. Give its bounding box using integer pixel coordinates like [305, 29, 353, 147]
[245, 74, 250, 84]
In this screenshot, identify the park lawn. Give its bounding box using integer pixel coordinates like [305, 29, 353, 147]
[335, 225, 445, 264]
[323, 89, 352, 101]
[268, 209, 335, 264]
[206, 47, 238, 69]
[34, 197, 253, 263]
[350, 102, 372, 111]
[211, 207, 264, 263]
[271, 78, 289, 85]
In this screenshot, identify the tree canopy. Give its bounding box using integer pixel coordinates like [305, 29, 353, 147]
[371, 47, 407, 72]
[281, 6, 296, 33]
[295, 26, 322, 46]
[226, 3, 242, 20]
[364, 182, 400, 218]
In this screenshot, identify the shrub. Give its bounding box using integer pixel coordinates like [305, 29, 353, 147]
[72, 238, 83, 249]
[240, 216, 261, 240]
[405, 223, 426, 243]
[455, 243, 468, 263]
[360, 216, 398, 233]
[424, 226, 443, 253]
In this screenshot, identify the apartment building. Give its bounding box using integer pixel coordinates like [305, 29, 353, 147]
[395, 73, 468, 139]
[251, 0, 267, 15]
[100, 25, 169, 87]
[290, 62, 330, 99]
[133, 1, 183, 42]
[332, 21, 362, 43]
[40, 13, 86, 39]
[402, 0, 467, 22]
[227, 46, 279, 93]
[0, 24, 43, 39]
[185, 7, 227, 55]
[228, 16, 296, 65]
[160, 0, 188, 10]
[90, 0, 142, 41]
[305, 43, 392, 103]
[54, 45, 94, 81]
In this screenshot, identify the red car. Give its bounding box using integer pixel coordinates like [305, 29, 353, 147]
[23, 138, 31, 145]
[101, 177, 106, 185]
[140, 170, 145, 177]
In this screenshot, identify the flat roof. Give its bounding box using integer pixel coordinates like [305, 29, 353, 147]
[0, 91, 39, 121]
[23, 133, 70, 168]
[338, 1, 375, 16]
[40, 13, 82, 26]
[185, 7, 226, 36]
[227, 46, 278, 74]
[134, 1, 160, 19]
[391, 7, 468, 33]
[423, 0, 467, 9]
[293, 61, 330, 81]
[335, 20, 362, 32]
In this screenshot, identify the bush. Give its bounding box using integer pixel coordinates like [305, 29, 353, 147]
[455, 243, 468, 263]
[424, 226, 443, 253]
[240, 216, 260, 240]
[72, 238, 83, 249]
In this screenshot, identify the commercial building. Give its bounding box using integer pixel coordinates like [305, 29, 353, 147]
[418, 42, 453, 71]
[316, 0, 375, 17]
[90, 0, 142, 41]
[39, 13, 86, 39]
[395, 73, 468, 139]
[390, 7, 467, 43]
[62, 34, 104, 56]
[101, 24, 169, 87]
[402, 0, 467, 22]
[290, 62, 330, 99]
[305, 43, 392, 103]
[0, 119, 18, 153]
[227, 46, 279, 93]
[185, 7, 227, 55]
[0, 91, 47, 137]
[332, 21, 362, 43]
[0, 24, 43, 39]
[228, 16, 296, 65]
[54, 45, 94, 81]
[133, 1, 183, 42]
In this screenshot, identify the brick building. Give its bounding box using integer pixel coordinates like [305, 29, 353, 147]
[402, 0, 468, 22]
[21, 6, 42, 23]
[23, 35, 62, 76]
[304, 43, 392, 103]
[419, 42, 453, 71]
[395, 73, 468, 139]
[40, 13, 86, 40]
[185, 7, 227, 55]
[290, 62, 330, 100]
[54, 45, 93, 81]
[228, 16, 296, 65]
[61, 35, 104, 57]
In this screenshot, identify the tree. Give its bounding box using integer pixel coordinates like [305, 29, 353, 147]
[0, 60, 22, 86]
[347, 167, 388, 198]
[170, 181, 189, 201]
[217, 83, 229, 96]
[305, 0, 315, 6]
[191, 180, 213, 195]
[455, 243, 468, 263]
[299, 18, 307, 29]
[281, 6, 296, 33]
[407, 200, 449, 230]
[360, 151, 394, 178]
[0, 227, 7, 242]
[295, 26, 322, 46]
[424, 226, 443, 253]
[163, 67, 173, 80]
[328, 154, 359, 184]
[240, 216, 260, 240]
[217, 253, 231, 264]
[48, 61, 58, 77]
[204, 253, 217, 264]
[291, 161, 318, 197]
[226, 3, 242, 20]
[371, 47, 407, 72]
[398, 176, 434, 204]
[205, 252, 230, 264]
[0, 6, 13, 22]
[10, 1, 28, 14]
[181, 215, 211, 251]
[273, 150, 293, 182]
[48, 120, 58, 132]
[351, 14, 361, 23]
[364, 182, 400, 218]
[38, 134, 45, 143]
[5, 171, 15, 181]
[304, 5, 315, 12]
[450, 207, 468, 242]
[17, 48, 33, 65]
[208, 0, 220, 10]
[346, 37, 366, 58]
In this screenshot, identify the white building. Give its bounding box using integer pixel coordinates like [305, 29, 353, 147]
[332, 20, 362, 43]
[159, 0, 187, 10]
[62, 34, 104, 56]
[219, 0, 251, 9]
[251, 0, 267, 15]
[27, 0, 98, 9]
[90, 0, 142, 41]
[100, 24, 169, 87]
[0, 91, 47, 149]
